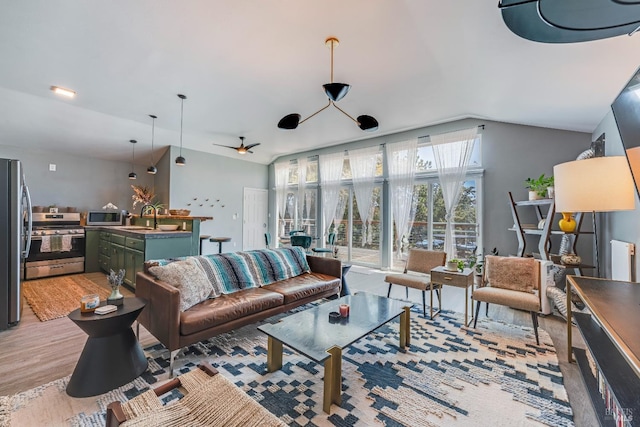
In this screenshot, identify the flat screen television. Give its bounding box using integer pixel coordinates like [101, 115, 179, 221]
[612, 65, 640, 199]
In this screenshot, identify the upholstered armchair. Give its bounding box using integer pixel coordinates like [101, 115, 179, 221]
[384, 249, 447, 316]
[472, 255, 541, 345]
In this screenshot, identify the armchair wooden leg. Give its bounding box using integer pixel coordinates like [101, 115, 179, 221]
[387, 283, 392, 297]
[405, 286, 408, 299]
[435, 288, 441, 306]
[485, 302, 489, 316]
[421, 290, 426, 317]
[530, 311, 540, 345]
[473, 300, 481, 328]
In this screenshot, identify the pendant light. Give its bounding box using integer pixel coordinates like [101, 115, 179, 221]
[175, 94, 186, 166]
[147, 114, 158, 174]
[128, 139, 137, 180]
[278, 37, 378, 132]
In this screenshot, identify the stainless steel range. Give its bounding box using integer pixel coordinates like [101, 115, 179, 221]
[25, 212, 85, 279]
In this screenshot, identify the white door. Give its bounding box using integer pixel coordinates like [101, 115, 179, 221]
[243, 188, 268, 250]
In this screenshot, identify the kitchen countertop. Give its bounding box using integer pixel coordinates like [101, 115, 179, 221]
[131, 215, 213, 221]
[84, 225, 192, 238]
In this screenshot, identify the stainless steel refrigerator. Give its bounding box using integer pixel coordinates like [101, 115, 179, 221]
[0, 159, 32, 330]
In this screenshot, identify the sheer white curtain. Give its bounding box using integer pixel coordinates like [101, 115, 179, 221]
[430, 127, 478, 259]
[274, 161, 290, 236]
[319, 152, 345, 234]
[386, 138, 418, 259]
[349, 145, 379, 246]
[296, 157, 308, 230]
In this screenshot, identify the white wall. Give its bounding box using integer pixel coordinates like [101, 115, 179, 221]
[0, 143, 268, 256]
[0, 143, 154, 212]
[162, 146, 268, 255]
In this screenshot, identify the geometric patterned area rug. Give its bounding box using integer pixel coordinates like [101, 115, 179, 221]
[1, 307, 574, 427]
[22, 274, 110, 321]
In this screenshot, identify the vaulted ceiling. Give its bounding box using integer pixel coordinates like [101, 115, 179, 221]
[1, 1, 640, 165]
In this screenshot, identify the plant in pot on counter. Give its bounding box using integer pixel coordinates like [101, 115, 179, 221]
[131, 185, 164, 212]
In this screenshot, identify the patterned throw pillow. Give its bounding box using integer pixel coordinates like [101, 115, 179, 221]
[148, 258, 215, 311]
[485, 256, 536, 293]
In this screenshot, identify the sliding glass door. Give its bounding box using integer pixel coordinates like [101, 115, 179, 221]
[333, 185, 383, 268]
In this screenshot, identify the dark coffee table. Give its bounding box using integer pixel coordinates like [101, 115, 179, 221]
[258, 293, 412, 414]
[66, 297, 148, 397]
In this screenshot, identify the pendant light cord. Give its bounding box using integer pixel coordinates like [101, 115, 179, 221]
[150, 115, 156, 164]
[329, 39, 334, 83]
[179, 97, 184, 156]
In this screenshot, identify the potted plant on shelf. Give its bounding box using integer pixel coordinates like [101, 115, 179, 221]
[525, 174, 554, 200]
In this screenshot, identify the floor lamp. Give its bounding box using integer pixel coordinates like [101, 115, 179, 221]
[553, 156, 635, 277]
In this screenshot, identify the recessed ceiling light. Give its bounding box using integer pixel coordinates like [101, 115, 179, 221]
[50, 86, 76, 98]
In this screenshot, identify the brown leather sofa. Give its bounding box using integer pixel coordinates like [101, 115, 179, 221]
[136, 255, 342, 374]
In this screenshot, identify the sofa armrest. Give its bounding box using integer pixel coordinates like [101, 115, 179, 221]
[307, 255, 342, 280]
[135, 271, 181, 351]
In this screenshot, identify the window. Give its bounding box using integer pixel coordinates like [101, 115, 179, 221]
[416, 136, 482, 172]
[287, 157, 319, 184]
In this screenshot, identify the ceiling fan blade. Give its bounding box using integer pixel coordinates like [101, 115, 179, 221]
[212, 143, 237, 150]
[244, 143, 260, 150]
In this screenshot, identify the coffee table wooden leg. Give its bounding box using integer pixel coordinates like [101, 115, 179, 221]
[267, 336, 283, 372]
[400, 306, 411, 348]
[323, 346, 342, 414]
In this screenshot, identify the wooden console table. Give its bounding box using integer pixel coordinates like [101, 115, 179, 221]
[566, 276, 640, 426]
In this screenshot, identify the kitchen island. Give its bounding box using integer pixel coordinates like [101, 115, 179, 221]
[85, 216, 211, 288]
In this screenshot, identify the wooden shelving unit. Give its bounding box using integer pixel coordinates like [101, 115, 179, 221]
[507, 192, 594, 275]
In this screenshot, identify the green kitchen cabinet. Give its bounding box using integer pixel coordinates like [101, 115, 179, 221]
[84, 230, 100, 273]
[93, 228, 194, 288]
[98, 231, 111, 273]
[124, 246, 144, 286]
[110, 242, 125, 273]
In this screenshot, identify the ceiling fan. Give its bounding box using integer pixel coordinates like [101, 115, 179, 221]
[213, 136, 260, 155]
[277, 37, 379, 132]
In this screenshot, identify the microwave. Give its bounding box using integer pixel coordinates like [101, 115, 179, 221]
[86, 210, 125, 226]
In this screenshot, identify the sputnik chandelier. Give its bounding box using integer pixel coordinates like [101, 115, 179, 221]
[277, 37, 378, 132]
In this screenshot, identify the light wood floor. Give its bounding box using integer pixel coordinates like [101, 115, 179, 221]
[0, 269, 595, 426]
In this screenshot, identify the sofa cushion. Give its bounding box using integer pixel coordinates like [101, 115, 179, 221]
[241, 247, 311, 286]
[148, 258, 215, 311]
[263, 272, 340, 304]
[180, 288, 284, 336]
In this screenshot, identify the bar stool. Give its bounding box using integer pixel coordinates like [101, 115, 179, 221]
[199, 235, 211, 255]
[210, 237, 231, 254]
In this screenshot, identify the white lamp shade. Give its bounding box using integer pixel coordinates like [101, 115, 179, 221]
[553, 156, 635, 212]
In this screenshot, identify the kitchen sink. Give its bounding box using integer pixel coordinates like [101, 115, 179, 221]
[119, 226, 154, 230]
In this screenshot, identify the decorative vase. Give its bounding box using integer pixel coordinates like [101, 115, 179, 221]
[561, 253, 582, 266]
[446, 261, 459, 271]
[558, 212, 577, 232]
[528, 191, 541, 201]
[547, 186, 555, 198]
[107, 286, 124, 306]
